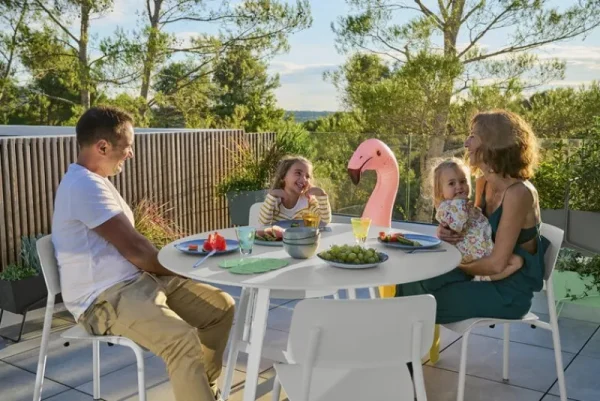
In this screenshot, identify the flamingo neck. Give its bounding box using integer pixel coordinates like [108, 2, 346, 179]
[362, 167, 399, 228]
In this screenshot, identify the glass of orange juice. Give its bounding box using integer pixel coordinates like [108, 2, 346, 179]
[351, 217, 371, 246]
[303, 211, 321, 228]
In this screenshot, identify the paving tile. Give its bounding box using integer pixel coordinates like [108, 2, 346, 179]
[549, 355, 600, 401]
[422, 365, 544, 401]
[229, 375, 288, 401]
[0, 310, 73, 345]
[541, 395, 579, 401]
[43, 389, 95, 400]
[5, 332, 152, 388]
[580, 328, 600, 359]
[224, 328, 288, 374]
[266, 306, 293, 332]
[0, 360, 68, 401]
[432, 333, 575, 392]
[470, 313, 599, 353]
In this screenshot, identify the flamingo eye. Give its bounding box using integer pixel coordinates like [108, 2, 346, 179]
[376, 150, 381, 156]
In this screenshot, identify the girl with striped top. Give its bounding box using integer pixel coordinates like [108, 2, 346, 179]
[258, 156, 332, 226]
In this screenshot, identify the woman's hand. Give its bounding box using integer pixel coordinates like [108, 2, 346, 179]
[437, 223, 464, 245]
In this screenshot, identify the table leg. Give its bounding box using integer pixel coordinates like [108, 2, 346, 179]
[242, 288, 270, 401]
[222, 288, 252, 400]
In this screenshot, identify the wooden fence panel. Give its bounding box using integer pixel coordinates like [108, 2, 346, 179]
[0, 130, 276, 269]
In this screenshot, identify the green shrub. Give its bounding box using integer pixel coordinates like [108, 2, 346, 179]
[0, 236, 42, 281]
[556, 248, 600, 301]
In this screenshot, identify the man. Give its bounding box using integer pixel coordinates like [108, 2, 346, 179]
[52, 106, 234, 401]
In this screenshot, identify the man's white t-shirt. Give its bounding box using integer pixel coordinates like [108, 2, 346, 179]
[52, 164, 141, 321]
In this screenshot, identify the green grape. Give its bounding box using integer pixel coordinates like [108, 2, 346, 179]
[368, 257, 377, 264]
[321, 252, 331, 260]
[348, 252, 357, 260]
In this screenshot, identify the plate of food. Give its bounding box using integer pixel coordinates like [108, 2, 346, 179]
[317, 245, 389, 269]
[175, 232, 239, 255]
[377, 232, 441, 250]
[255, 226, 285, 246]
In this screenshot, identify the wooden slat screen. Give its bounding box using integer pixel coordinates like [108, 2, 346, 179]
[0, 130, 276, 269]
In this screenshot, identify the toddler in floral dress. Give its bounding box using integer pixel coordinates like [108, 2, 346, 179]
[432, 158, 523, 281]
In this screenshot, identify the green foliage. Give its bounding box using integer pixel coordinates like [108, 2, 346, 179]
[556, 248, 600, 301]
[0, 236, 42, 281]
[133, 199, 186, 249]
[533, 117, 600, 212]
[216, 122, 315, 196]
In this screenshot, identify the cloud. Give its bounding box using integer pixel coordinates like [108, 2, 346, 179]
[269, 60, 338, 76]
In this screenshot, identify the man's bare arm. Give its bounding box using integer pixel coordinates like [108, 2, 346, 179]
[93, 213, 174, 276]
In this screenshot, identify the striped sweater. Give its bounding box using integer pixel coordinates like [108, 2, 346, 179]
[258, 194, 332, 226]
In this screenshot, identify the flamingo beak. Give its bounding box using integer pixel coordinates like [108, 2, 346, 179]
[348, 168, 361, 185]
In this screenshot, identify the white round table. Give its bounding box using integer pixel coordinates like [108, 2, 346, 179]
[158, 223, 460, 401]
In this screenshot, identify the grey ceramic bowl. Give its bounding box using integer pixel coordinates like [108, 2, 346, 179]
[283, 227, 319, 241]
[283, 240, 320, 259]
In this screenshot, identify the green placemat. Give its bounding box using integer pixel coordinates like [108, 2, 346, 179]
[219, 258, 289, 275]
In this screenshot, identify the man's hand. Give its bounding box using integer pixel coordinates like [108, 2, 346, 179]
[93, 213, 174, 276]
[437, 223, 464, 245]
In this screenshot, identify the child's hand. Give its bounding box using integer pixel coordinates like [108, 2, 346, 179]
[269, 189, 287, 200]
[507, 254, 524, 270]
[304, 186, 326, 197]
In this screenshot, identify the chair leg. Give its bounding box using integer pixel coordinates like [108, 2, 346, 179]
[368, 287, 379, 299]
[456, 330, 472, 401]
[33, 296, 55, 401]
[547, 280, 567, 401]
[222, 288, 251, 400]
[333, 291, 340, 300]
[0, 308, 29, 343]
[132, 346, 146, 401]
[92, 341, 100, 399]
[502, 324, 510, 382]
[271, 373, 282, 401]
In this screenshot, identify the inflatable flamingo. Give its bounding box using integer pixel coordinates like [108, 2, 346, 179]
[348, 138, 399, 297]
[348, 138, 442, 362]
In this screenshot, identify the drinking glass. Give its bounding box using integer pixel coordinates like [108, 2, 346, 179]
[351, 217, 371, 246]
[235, 226, 256, 260]
[302, 211, 321, 228]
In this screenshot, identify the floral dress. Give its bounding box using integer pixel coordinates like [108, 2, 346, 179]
[435, 199, 494, 281]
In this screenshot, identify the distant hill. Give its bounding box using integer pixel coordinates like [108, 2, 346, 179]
[285, 110, 334, 123]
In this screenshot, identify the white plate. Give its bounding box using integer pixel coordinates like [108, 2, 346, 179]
[378, 233, 441, 250]
[316, 252, 389, 269]
[255, 239, 283, 247]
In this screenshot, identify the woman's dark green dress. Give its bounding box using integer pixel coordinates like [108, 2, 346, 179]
[395, 197, 550, 324]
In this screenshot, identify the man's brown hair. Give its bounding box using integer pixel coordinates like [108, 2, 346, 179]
[76, 106, 134, 147]
[470, 109, 539, 180]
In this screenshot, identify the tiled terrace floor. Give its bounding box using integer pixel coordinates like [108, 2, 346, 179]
[1, 286, 599, 401]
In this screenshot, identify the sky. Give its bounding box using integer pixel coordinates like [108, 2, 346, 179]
[89, 0, 600, 111]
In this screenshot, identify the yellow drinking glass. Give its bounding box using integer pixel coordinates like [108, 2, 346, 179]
[351, 217, 371, 246]
[303, 211, 321, 228]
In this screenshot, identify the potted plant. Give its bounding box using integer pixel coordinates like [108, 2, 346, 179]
[0, 235, 48, 342]
[217, 122, 316, 226]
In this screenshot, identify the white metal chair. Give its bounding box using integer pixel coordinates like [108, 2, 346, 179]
[271, 296, 436, 401]
[32, 235, 147, 401]
[443, 223, 567, 401]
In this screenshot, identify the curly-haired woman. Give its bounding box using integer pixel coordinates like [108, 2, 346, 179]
[396, 109, 549, 324]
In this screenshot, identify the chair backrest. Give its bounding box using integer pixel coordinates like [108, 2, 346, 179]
[288, 296, 436, 369]
[36, 235, 61, 297]
[540, 223, 564, 281]
[248, 202, 263, 226]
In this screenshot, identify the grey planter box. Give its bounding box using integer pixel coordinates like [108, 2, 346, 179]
[0, 274, 47, 315]
[226, 189, 268, 226]
[541, 209, 600, 254]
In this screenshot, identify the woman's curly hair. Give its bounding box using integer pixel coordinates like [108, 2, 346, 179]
[470, 109, 539, 180]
